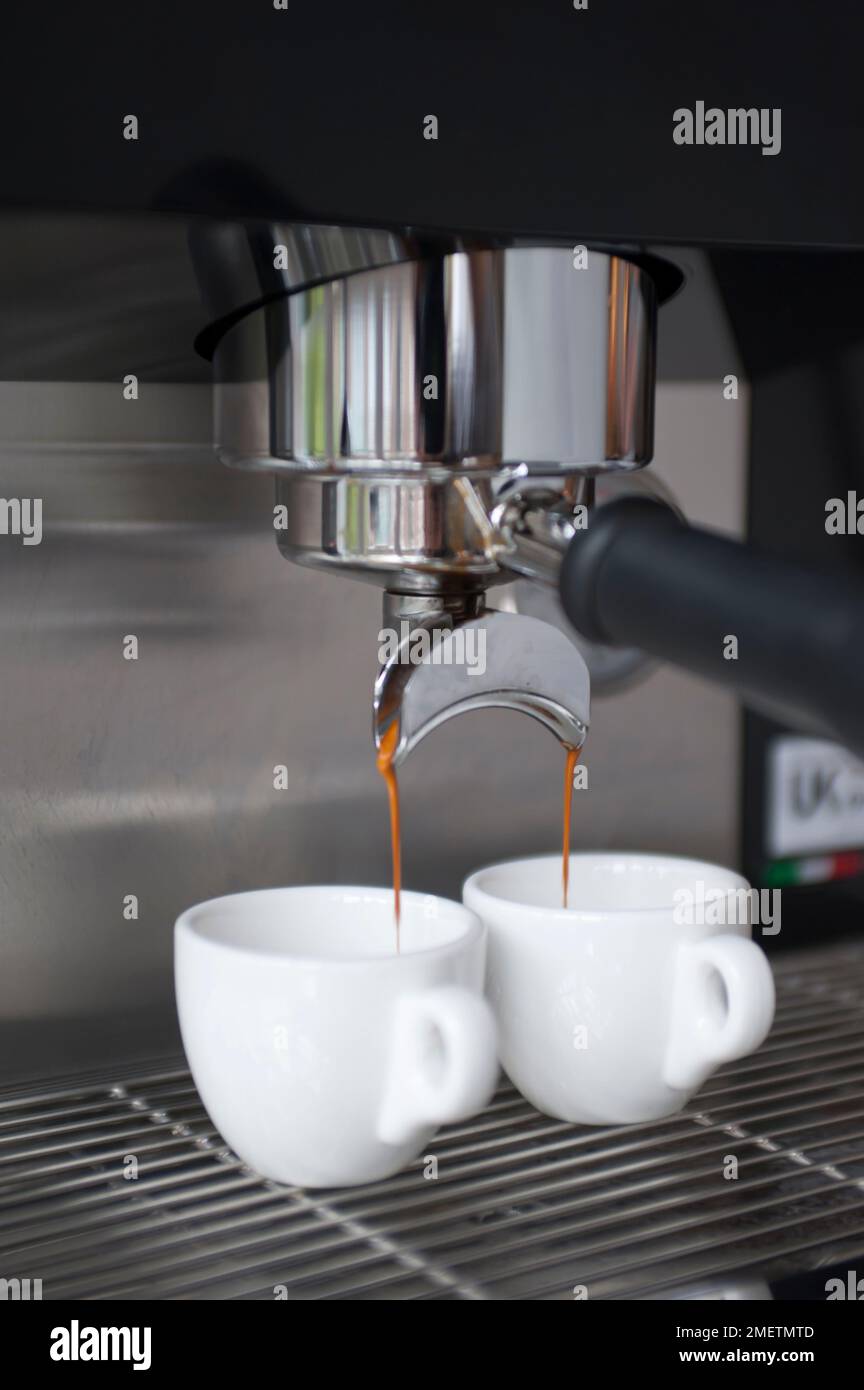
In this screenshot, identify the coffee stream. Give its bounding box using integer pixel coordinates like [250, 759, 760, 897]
[562, 746, 581, 909]
[376, 722, 402, 952]
[379, 734, 581, 951]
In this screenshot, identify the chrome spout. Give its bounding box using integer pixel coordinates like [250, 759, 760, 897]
[373, 598, 590, 769]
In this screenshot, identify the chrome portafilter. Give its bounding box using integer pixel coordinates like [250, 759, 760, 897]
[199, 227, 864, 762]
[197, 234, 669, 763]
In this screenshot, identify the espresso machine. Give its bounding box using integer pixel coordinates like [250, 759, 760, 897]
[1, 0, 864, 1308]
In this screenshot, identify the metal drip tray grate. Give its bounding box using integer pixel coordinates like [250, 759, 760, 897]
[2, 943, 864, 1300]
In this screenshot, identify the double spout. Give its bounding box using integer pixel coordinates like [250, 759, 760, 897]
[373, 590, 591, 770]
[372, 487, 594, 766]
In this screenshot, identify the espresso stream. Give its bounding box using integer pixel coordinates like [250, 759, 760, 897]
[562, 746, 580, 909]
[376, 723, 402, 951]
[378, 737, 582, 951]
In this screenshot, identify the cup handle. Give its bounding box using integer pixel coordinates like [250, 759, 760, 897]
[663, 935, 775, 1092]
[377, 986, 499, 1146]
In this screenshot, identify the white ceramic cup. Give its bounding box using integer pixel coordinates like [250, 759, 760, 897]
[175, 886, 498, 1187]
[463, 853, 776, 1125]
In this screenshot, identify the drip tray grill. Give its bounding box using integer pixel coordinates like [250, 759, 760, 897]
[2, 942, 864, 1300]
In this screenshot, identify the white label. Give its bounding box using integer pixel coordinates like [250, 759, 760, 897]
[767, 736, 864, 857]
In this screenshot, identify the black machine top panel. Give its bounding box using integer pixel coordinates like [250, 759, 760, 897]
[1, 1, 862, 249]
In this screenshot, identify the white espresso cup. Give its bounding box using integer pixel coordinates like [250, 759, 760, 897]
[463, 853, 776, 1125]
[175, 886, 498, 1187]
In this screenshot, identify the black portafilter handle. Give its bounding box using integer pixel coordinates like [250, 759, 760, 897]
[559, 497, 864, 758]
